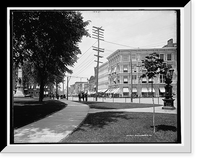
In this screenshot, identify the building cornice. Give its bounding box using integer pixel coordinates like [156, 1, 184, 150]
[107, 47, 176, 60]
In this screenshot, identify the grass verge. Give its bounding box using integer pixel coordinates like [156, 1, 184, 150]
[61, 111, 177, 143]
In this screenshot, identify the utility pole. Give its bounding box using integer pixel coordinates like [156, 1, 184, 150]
[130, 53, 133, 102]
[92, 26, 104, 101]
[66, 76, 71, 100]
[63, 79, 65, 95]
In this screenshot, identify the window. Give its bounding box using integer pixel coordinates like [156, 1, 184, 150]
[160, 74, 165, 83]
[132, 64, 137, 72]
[148, 78, 153, 83]
[117, 64, 120, 72]
[132, 75, 137, 80]
[123, 87, 129, 97]
[132, 75, 137, 84]
[122, 55, 129, 61]
[142, 77, 147, 83]
[160, 54, 164, 60]
[167, 54, 172, 61]
[123, 65, 128, 72]
[131, 54, 136, 61]
[123, 76, 128, 84]
[137, 54, 141, 61]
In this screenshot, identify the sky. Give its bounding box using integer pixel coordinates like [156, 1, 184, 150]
[65, 10, 177, 87]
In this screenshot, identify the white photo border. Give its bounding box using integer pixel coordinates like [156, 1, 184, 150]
[3, 2, 191, 153]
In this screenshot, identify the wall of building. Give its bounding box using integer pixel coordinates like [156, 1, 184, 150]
[106, 39, 177, 97]
[98, 62, 109, 91]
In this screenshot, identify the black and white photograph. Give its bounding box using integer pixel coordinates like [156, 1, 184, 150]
[3, 2, 192, 153]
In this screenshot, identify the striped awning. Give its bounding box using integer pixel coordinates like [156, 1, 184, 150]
[148, 88, 155, 92]
[113, 88, 120, 94]
[123, 88, 129, 93]
[132, 88, 137, 92]
[159, 87, 165, 93]
[98, 89, 108, 93]
[141, 88, 148, 92]
[106, 89, 114, 94]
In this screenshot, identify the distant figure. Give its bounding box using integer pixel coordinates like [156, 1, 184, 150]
[78, 92, 81, 101]
[82, 92, 85, 101]
[84, 92, 88, 102]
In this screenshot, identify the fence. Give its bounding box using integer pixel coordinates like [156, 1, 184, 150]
[68, 96, 177, 106]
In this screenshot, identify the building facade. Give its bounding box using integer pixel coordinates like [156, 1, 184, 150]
[104, 39, 177, 97]
[98, 62, 109, 92]
[70, 81, 88, 95]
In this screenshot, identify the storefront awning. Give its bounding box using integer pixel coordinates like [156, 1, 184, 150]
[159, 87, 165, 93]
[106, 89, 113, 94]
[132, 88, 137, 92]
[141, 88, 148, 92]
[148, 88, 155, 92]
[98, 89, 108, 93]
[113, 88, 120, 94]
[123, 88, 129, 93]
[88, 91, 95, 94]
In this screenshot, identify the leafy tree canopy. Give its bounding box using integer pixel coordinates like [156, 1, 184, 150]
[141, 52, 172, 79]
[12, 10, 90, 101]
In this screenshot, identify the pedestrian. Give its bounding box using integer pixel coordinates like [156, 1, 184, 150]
[78, 92, 81, 101]
[82, 92, 85, 101]
[84, 91, 88, 102]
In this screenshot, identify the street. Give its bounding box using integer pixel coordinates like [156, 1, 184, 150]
[67, 96, 177, 108]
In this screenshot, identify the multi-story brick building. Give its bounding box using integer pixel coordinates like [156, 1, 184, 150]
[98, 39, 177, 97]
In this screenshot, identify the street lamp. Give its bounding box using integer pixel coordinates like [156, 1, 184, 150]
[162, 68, 175, 110]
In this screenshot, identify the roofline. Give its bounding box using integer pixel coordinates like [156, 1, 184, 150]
[106, 47, 177, 60]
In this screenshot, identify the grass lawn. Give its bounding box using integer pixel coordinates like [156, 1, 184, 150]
[61, 111, 178, 143]
[14, 98, 67, 129]
[75, 101, 162, 109]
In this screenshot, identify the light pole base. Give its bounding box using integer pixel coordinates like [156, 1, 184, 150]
[162, 106, 176, 110]
[162, 98, 175, 110]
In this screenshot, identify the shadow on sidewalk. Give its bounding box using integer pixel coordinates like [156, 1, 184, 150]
[13, 99, 67, 129]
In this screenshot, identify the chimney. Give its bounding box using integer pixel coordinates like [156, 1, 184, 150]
[167, 39, 173, 47]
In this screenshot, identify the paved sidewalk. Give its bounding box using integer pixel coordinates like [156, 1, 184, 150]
[14, 100, 90, 143]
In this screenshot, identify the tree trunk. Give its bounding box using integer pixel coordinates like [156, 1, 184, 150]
[152, 82, 156, 133]
[39, 79, 44, 102]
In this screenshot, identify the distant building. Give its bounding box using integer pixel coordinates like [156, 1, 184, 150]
[88, 75, 96, 92]
[98, 62, 109, 93]
[72, 81, 88, 95]
[97, 39, 177, 97]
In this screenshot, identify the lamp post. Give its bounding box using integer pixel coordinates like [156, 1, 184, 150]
[162, 68, 175, 110]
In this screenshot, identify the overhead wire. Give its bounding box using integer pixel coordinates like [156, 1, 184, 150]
[77, 40, 97, 60]
[72, 41, 97, 71]
[72, 53, 95, 76]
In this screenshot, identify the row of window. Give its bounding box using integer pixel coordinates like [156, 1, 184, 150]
[109, 74, 165, 84]
[121, 53, 173, 62]
[108, 53, 174, 73]
[109, 61, 173, 74]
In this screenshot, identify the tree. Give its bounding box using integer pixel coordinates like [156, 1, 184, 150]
[140, 52, 170, 133]
[12, 11, 90, 101]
